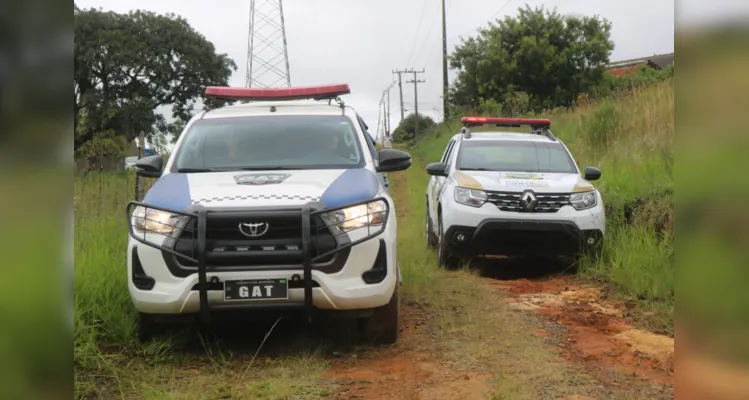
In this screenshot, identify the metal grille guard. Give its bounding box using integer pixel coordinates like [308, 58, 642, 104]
[125, 197, 390, 322]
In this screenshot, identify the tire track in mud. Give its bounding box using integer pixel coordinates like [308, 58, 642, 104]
[486, 275, 674, 387]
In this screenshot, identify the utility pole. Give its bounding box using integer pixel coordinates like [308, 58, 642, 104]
[441, 0, 450, 121]
[406, 69, 426, 137]
[382, 99, 387, 143]
[392, 69, 407, 121]
[375, 100, 382, 144]
[386, 88, 391, 135]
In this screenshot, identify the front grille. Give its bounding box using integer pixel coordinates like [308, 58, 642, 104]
[174, 214, 337, 266]
[486, 191, 571, 213]
[203, 214, 304, 242]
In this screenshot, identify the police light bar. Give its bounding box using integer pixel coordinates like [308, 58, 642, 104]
[461, 117, 551, 128]
[204, 84, 351, 101]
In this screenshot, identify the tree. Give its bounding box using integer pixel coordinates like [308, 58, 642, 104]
[393, 113, 436, 143]
[74, 6, 237, 149]
[449, 5, 614, 111]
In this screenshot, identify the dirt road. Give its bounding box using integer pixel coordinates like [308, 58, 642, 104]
[319, 169, 674, 400]
[320, 272, 673, 400]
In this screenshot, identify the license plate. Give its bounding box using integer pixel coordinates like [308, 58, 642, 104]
[224, 279, 289, 301]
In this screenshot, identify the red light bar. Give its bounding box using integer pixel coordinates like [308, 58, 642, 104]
[204, 84, 351, 101]
[461, 117, 551, 127]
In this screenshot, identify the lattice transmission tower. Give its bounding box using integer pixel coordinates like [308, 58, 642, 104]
[245, 0, 291, 88]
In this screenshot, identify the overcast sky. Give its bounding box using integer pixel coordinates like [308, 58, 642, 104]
[77, 0, 678, 135]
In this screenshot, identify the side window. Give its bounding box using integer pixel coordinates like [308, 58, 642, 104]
[356, 115, 378, 160]
[445, 142, 458, 171]
[440, 140, 455, 164]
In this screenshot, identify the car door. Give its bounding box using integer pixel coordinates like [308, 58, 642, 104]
[428, 139, 456, 224]
[434, 140, 458, 213]
[356, 114, 389, 192]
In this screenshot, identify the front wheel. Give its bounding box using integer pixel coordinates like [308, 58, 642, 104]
[437, 215, 461, 270]
[425, 200, 438, 248]
[136, 312, 160, 342]
[359, 281, 400, 345]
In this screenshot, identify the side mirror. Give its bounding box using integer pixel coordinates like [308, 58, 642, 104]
[376, 149, 412, 173]
[135, 155, 163, 178]
[426, 162, 448, 177]
[584, 166, 601, 181]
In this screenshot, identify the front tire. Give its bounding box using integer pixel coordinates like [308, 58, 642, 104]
[137, 312, 159, 342]
[425, 200, 438, 248]
[359, 281, 400, 345]
[437, 215, 461, 270]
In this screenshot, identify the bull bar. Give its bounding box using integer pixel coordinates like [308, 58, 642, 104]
[126, 197, 390, 323]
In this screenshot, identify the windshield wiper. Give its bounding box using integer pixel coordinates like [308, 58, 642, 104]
[177, 167, 214, 173]
[460, 167, 491, 171]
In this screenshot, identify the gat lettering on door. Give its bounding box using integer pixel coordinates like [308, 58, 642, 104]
[239, 285, 274, 298]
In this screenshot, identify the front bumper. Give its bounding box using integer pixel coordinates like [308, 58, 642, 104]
[126, 198, 394, 322]
[445, 219, 603, 258]
[440, 190, 605, 258]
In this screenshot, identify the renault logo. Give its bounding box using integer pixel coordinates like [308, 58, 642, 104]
[239, 222, 270, 238]
[519, 190, 538, 211]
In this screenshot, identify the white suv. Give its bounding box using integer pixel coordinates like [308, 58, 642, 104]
[425, 117, 605, 269]
[127, 84, 411, 343]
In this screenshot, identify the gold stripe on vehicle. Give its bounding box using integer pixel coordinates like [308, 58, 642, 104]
[453, 171, 484, 190]
[572, 177, 594, 192]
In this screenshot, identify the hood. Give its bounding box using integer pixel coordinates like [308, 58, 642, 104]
[452, 170, 594, 193]
[142, 168, 381, 211]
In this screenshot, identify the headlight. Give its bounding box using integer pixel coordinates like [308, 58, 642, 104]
[570, 191, 597, 210]
[131, 206, 185, 235]
[323, 200, 388, 230]
[454, 187, 487, 207]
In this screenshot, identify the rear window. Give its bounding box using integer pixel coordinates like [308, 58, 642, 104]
[172, 115, 365, 171]
[457, 140, 577, 173]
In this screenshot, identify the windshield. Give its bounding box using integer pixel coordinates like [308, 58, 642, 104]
[457, 140, 577, 173]
[172, 115, 365, 171]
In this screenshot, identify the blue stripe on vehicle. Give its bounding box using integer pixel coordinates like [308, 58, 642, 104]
[320, 168, 380, 208]
[142, 173, 192, 211]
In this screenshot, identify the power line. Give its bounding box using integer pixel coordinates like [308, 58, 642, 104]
[405, 0, 430, 68]
[449, 0, 515, 41]
[410, 5, 440, 68]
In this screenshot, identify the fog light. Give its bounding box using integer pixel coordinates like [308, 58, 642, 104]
[456, 233, 466, 242]
[587, 237, 596, 245]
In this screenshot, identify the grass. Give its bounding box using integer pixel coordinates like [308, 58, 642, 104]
[74, 167, 601, 399]
[402, 79, 675, 335]
[73, 174, 333, 399]
[74, 79, 673, 398]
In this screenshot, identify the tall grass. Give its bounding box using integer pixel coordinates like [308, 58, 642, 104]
[74, 173, 173, 396]
[410, 80, 675, 333]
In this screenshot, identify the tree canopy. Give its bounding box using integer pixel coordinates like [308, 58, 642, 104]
[74, 6, 237, 150]
[449, 5, 614, 112]
[393, 113, 436, 142]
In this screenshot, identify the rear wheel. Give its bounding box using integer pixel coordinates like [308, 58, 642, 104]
[425, 200, 438, 248]
[359, 281, 400, 345]
[437, 215, 461, 270]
